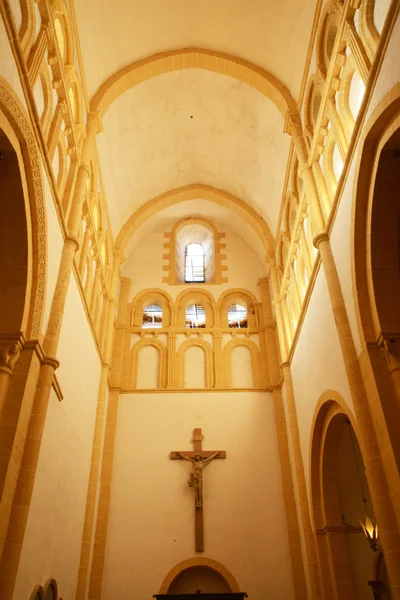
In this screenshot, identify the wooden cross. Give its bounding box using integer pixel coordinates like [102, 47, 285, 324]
[170, 428, 226, 552]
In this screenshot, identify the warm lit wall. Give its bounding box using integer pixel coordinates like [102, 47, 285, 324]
[102, 391, 294, 600]
[289, 269, 353, 490]
[14, 277, 102, 600]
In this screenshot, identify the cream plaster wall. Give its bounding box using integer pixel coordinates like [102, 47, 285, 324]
[329, 158, 363, 356]
[76, 0, 314, 98]
[137, 345, 160, 389]
[290, 268, 353, 494]
[231, 346, 253, 389]
[102, 391, 294, 600]
[184, 346, 207, 388]
[14, 276, 101, 600]
[0, 22, 27, 110]
[97, 70, 290, 237]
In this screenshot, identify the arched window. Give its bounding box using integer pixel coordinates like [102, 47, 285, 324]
[142, 304, 162, 328]
[185, 244, 205, 283]
[228, 304, 247, 328]
[186, 304, 206, 328]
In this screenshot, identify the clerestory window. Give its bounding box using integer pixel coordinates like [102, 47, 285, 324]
[186, 304, 206, 328]
[228, 304, 247, 328]
[142, 304, 163, 328]
[185, 243, 205, 283]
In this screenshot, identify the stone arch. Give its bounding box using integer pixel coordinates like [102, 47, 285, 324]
[165, 216, 225, 285]
[130, 338, 167, 389]
[352, 82, 400, 468]
[176, 338, 214, 389]
[90, 48, 297, 119]
[217, 289, 257, 328]
[19, 0, 37, 58]
[222, 338, 261, 388]
[0, 76, 46, 339]
[159, 557, 240, 593]
[29, 586, 44, 600]
[43, 578, 58, 600]
[52, 1, 75, 67]
[176, 288, 216, 328]
[309, 392, 375, 599]
[316, 3, 341, 76]
[131, 288, 173, 328]
[115, 184, 275, 256]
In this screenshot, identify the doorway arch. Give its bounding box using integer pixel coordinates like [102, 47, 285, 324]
[159, 557, 240, 594]
[310, 394, 383, 599]
[0, 76, 46, 339]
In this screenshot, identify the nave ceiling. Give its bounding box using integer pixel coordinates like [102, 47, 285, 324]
[73, 0, 316, 250]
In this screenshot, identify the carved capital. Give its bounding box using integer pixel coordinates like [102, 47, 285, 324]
[283, 111, 303, 139]
[0, 343, 21, 373]
[378, 335, 400, 372]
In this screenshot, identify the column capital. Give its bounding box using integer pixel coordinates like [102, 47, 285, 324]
[312, 231, 329, 249]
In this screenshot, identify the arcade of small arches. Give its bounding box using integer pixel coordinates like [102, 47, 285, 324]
[120, 287, 267, 391]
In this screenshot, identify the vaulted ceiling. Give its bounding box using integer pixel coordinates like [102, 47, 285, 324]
[74, 0, 316, 252]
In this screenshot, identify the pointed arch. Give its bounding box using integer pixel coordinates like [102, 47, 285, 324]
[90, 48, 297, 119]
[116, 184, 274, 255]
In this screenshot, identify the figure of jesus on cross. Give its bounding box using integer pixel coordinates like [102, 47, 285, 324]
[170, 428, 226, 552]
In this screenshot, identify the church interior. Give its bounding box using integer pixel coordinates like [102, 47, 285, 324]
[1, 0, 400, 598]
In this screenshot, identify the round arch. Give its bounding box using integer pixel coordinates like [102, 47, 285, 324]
[222, 338, 262, 388]
[159, 557, 240, 594]
[309, 392, 376, 599]
[115, 184, 275, 255]
[131, 288, 174, 328]
[0, 76, 46, 339]
[130, 338, 168, 389]
[90, 48, 296, 119]
[176, 338, 214, 389]
[176, 288, 216, 328]
[217, 289, 258, 328]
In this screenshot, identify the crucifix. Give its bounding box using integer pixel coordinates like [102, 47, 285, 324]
[170, 428, 226, 552]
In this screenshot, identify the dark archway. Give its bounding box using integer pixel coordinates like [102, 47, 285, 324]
[311, 399, 386, 599]
[168, 566, 232, 595]
[0, 128, 29, 335]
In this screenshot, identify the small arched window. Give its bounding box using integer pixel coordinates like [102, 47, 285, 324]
[185, 244, 205, 283]
[142, 305, 162, 328]
[186, 304, 206, 328]
[228, 304, 247, 328]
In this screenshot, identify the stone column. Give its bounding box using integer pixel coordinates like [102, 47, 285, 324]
[75, 252, 121, 600]
[167, 332, 177, 389]
[213, 332, 224, 389]
[0, 112, 101, 599]
[259, 277, 308, 597]
[269, 256, 323, 598]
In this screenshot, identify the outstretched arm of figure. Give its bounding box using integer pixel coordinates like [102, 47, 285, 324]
[177, 452, 194, 463]
[203, 451, 220, 465]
